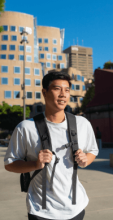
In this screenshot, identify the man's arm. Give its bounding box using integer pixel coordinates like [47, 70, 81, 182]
[75, 149, 96, 168]
[5, 149, 53, 173]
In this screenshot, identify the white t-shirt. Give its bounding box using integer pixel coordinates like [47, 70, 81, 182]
[4, 113, 99, 219]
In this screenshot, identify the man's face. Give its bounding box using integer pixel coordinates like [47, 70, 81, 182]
[42, 79, 70, 111]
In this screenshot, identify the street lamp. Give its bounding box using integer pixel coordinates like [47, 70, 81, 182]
[20, 29, 29, 120]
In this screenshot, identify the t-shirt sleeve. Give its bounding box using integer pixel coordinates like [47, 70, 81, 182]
[83, 120, 99, 156]
[4, 126, 27, 165]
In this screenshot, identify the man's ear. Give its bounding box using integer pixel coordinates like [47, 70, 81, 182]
[42, 88, 47, 98]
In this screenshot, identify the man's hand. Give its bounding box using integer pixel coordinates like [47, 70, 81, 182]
[75, 149, 88, 168]
[36, 149, 53, 169]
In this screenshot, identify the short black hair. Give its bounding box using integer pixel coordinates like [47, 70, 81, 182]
[42, 70, 71, 90]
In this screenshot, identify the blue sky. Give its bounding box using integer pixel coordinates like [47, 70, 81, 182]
[4, 0, 113, 71]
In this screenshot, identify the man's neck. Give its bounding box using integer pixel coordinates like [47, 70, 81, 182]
[45, 109, 65, 123]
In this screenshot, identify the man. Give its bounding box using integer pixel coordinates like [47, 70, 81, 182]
[4, 71, 99, 220]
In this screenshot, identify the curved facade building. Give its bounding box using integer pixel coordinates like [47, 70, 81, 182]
[0, 11, 44, 109]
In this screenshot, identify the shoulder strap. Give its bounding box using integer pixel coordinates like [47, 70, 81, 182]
[33, 113, 52, 209]
[65, 111, 79, 205]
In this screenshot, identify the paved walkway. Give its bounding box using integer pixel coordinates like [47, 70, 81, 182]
[0, 145, 113, 220]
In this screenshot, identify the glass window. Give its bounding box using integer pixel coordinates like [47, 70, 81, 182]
[3, 25, 8, 31]
[11, 35, 17, 41]
[72, 74, 75, 80]
[80, 97, 83, 102]
[5, 91, 11, 98]
[74, 97, 77, 102]
[71, 84, 74, 90]
[19, 55, 24, 60]
[35, 92, 41, 99]
[9, 54, 15, 60]
[25, 79, 31, 86]
[44, 47, 49, 51]
[26, 92, 32, 99]
[35, 79, 41, 86]
[21, 36, 27, 40]
[25, 67, 30, 74]
[14, 78, 20, 85]
[39, 46, 42, 51]
[70, 96, 77, 103]
[77, 75, 81, 81]
[53, 47, 57, 53]
[0, 54, 6, 59]
[19, 45, 24, 51]
[38, 38, 42, 43]
[52, 54, 56, 60]
[44, 38, 48, 43]
[53, 63, 56, 69]
[58, 55, 62, 60]
[14, 67, 20, 74]
[82, 85, 86, 91]
[81, 76, 84, 82]
[34, 68, 40, 75]
[10, 26, 16, 31]
[47, 53, 51, 60]
[1, 45, 7, 50]
[2, 35, 8, 41]
[1, 66, 8, 73]
[46, 62, 51, 68]
[60, 63, 65, 69]
[19, 27, 24, 32]
[75, 85, 80, 90]
[9, 45, 16, 50]
[26, 55, 32, 62]
[14, 91, 20, 99]
[53, 39, 57, 44]
[26, 46, 31, 53]
[1, 77, 8, 85]
[40, 53, 44, 59]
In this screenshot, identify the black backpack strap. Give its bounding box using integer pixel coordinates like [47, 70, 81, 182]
[65, 111, 79, 205]
[33, 113, 52, 209]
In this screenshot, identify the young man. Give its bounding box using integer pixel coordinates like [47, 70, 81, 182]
[4, 71, 99, 220]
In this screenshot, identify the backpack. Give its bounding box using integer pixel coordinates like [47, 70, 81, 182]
[20, 111, 79, 209]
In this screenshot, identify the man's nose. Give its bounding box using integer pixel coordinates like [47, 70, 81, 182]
[59, 89, 66, 96]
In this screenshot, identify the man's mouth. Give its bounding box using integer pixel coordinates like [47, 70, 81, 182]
[57, 100, 66, 104]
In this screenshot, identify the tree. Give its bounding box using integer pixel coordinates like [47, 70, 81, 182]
[0, 102, 31, 132]
[80, 83, 95, 112]
[103, 61, 113, 69]
[0, 0, 5, 33]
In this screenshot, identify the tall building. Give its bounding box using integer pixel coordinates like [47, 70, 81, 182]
[0, 11, 86, 115]
[37, 26, 66, 75]
[63, 45, 93, 80]
[0, 11, 44, 111]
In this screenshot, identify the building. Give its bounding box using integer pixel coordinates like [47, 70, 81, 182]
[37, 26, 66, 75]
[0, 11, 86, 116]
[0, 11, 44, 113]
[63, 45, 93, 80]
[85, 68, 113, 146]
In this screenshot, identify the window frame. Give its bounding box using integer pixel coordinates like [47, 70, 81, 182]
[5, 91, 11, 99]
[35, 92, 41, 99]
[34, 68, 40, 76]
[26, 91, 32, 99]
[14, 78, 20, 85]
[19, 45, 24, 51]
[39, 53, 45, 59]
[35, 79, 41, 87]
[1, 77, 8, 85]
[44, 47, 49, 51]
[53, 47, 57, 53]
[60, 63, 65, 69]
[53, 39, 57, 45]
[8, 54, 15, 60]
[38, 38, 42, 43]
[26, 46, 31, 53]
[46, 62, 51, 68]
[2, 35, 8, 41]
[19, 55, 24, 61]
[11, 35, 17, 41]
[25, 78, 31, 86]
[1, 66, 8, 73]
[0, 54, 6, 59]
[75, 84, 80, 91]
[10, 26, 16, 32]
[14, 66, 21, 74]
[58, 55, 62, 61]
[9, 45, 16, 51]
[14, 91, 20, 99]
[46, 53, 51, 60]
[44, 38, 49, 44]
[52, 54, 57, 61]
[3, 25, 8, 31]
[25, 67, 30, 75]
[52, 63, 56, 69]
[1, 44, 7, 50]
[26, 55, 32, 62]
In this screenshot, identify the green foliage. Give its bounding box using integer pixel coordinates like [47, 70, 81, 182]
[103, 61, 113, 69]
[80, 84, 95, 112]
[0, 102, 31, 131]
[0, 0, 5, 33]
